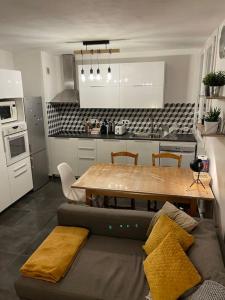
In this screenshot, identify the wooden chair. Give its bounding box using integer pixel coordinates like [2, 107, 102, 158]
[110, 151, 139, 209]
[111, 151, 138, 165]
[150, 152, 183, 211]
[152, 152, 182, 168]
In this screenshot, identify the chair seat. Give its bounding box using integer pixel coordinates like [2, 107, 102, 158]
[66, 187, 86, 203]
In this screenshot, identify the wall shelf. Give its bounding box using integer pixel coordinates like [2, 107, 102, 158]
[196, 123, 224, 137]
[199, 95, 225, 100]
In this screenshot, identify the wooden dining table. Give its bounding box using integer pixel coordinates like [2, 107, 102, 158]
[72, 163, 214, 216]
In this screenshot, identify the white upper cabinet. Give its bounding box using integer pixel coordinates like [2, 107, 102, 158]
[0, 69, 23, 99]
[78, 61, 165, 109]
[119, 62, 165, 108]
[79, 64, 120, 108]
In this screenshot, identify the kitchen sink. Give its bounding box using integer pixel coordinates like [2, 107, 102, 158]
[131, 132, 162, 139]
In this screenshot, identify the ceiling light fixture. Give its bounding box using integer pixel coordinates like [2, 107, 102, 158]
[107, 49, 112, 81]
[80, 51, 85, 82]
[75, 40, 120, 82]
[96, 50, 102, 81]
[89, 50, 94, 81]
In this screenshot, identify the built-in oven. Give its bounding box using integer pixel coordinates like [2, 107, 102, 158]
[2, 122, 30, 166]
[0, 100, 18, 124]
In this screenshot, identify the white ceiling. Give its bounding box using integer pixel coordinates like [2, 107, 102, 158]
[0, 0, 225, 54]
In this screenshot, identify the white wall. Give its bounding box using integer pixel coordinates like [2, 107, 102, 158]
[201, 19, 225, 243]
[41, 51, 64, 101]
[13, 50, 43, 97]
[205, 137, 225, 238]
[187, 54, 201, 102]
[0, 49, 14, 69]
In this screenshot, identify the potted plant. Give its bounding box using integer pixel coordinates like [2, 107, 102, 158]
[204, 107, 221, 134]
[202, 71, 225, 97]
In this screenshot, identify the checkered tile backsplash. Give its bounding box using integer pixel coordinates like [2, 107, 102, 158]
[47, 102, 195, 135]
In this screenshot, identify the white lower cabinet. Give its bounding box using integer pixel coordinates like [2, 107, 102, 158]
[77, 139, 96, 176]
[49, 137, 78, 175]
[96, 139, 127, 164]
[8, 157, 33, 203]
[49, 137, 160, 178]
[97, 139, 159, 166]
[126, 140, 160, 165]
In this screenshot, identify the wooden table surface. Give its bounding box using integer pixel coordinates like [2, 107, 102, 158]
[72, 163, 214, 215]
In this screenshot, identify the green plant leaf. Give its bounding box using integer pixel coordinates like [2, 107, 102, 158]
[204, 107, 221, 122]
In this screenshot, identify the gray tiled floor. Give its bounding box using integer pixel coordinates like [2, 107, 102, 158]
[0, 178, 149, 300]
[0, 178, 65, 300]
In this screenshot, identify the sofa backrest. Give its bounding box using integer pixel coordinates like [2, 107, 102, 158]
[57, 203, 153, 241]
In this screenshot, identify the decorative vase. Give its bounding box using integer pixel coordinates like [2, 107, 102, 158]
[204, 85, 210, 97]
[204, 121, 218, 134]
[209, 86, 221, 97]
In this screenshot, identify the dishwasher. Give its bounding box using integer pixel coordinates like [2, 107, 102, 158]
[159, 142, 197, 168]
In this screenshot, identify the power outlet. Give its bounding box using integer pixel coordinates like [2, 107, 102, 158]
[121, 119, 130, 125]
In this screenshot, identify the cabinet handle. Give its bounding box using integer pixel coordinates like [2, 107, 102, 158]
[78, 139, 96, 141]
[132, 84, 153, 87]
[102, 139, 121, 142]
[78, 147, 95, 150]
[79, 157, 95, 160]
[133, 140, 153, 143]
[14, 169, 27, 178]
[13, 163, 26, 172]
[90, 85, 105, 88]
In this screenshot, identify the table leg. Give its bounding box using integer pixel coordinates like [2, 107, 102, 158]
[86, 190, 92, 206]
[104, 196, 109, 208]
[131, 199, 135, 210]
[190, 199, 198, 217]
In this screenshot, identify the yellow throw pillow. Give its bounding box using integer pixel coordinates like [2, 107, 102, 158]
[143, 215, 194, 255]
[143, 232, 201, 300]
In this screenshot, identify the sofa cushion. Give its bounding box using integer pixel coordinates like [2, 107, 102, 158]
[147, 201, 198, 235]
[186, 280, 225, 300]
[15, 235, 149, 300]
[143, 233, 201, 300]
[188, 218, 225, 280]
[20, 226, 89, 283]
[180, 218, 225, 299]
[143, 215, 194, 255]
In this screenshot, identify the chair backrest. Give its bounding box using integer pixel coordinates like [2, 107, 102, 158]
[57, 162, 76, 200]
[111, 151, 138, 165]
[152, 152, 182, 168]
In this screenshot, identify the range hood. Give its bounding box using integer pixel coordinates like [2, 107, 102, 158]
[51, 54, 79, 103]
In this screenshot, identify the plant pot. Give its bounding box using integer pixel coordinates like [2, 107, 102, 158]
[204, 85, 210, 97]
[209, 86, 222, 97]
[204, 121, 218, 134]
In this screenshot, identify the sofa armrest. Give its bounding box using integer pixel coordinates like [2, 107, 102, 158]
[57, 203, 153, 241]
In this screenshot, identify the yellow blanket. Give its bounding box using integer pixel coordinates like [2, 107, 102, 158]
[20, 226, 89, 283]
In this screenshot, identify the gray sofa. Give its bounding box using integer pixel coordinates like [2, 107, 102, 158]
[15, 203, 225, 300]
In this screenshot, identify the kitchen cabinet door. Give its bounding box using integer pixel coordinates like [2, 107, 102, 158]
[0, 70, 23, 99]
[7, 157, 33, 203]
[96, 139, 127, 164]
[78, 64, 120, 108]
[119, 62, 165, 108]
[77, 139, 96, 176]
[49, 137, 78, 176]
[120, 86, 164, 108]
[0, 133, 12, 212]
[126, 140, 160, 166]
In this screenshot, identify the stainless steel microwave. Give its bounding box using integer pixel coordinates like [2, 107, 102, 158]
[0, 100, 18, 124]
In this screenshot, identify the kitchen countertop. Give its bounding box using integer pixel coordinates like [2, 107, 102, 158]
[49, 131, 196, 143]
